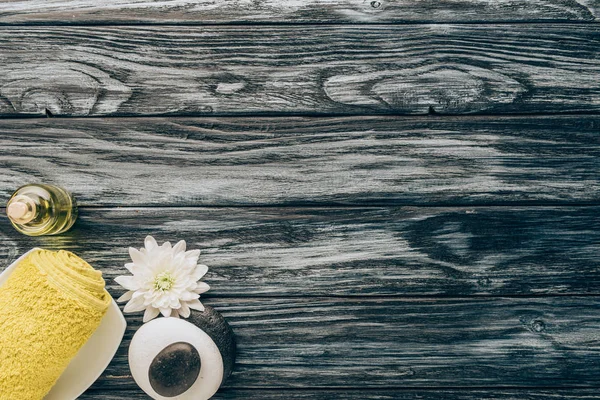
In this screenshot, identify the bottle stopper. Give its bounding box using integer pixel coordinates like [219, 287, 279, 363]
[7, 195, 37, 224]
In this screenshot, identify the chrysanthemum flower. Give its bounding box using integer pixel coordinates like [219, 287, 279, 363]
[115, 236, 210, 322]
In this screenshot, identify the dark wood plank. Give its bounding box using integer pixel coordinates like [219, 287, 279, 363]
[1, 116, 598, 206]
[1, 206, 598, 296]
[88, 297, 600, 388]
[1, 0, 598, 24]
[1, 25, 599, 116]
[79, 388, 600, 399]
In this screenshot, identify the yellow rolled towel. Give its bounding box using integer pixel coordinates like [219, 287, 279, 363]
[0, 249, 111, 400]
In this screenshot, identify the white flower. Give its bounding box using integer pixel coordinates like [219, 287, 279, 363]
[115, 235, 210, 323]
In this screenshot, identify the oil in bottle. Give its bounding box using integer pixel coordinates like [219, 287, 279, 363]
[6, 184, 78, 236]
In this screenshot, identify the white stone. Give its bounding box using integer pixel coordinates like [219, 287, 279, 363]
[129, 317, 224, 400]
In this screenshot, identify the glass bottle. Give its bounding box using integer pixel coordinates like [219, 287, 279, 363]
[6, 184, 78, 236]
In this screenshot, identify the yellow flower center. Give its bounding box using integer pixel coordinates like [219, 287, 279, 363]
[154, 271, 175, 291]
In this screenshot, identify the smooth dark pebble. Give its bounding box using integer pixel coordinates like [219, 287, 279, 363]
[149, 342, 201, 397]
[188, 306, 236, 382]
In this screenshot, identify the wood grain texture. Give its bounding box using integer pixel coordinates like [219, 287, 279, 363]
[1, 0, 599, 24]
[1, 206, 598, 296]
[1, 116, 599, 206]
[79, 389, 600, 399]
[85, 297, 600, 389]
[1, 25, 600, 116]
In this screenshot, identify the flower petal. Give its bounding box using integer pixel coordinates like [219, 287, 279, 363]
[129, 247, 146, 266]
[169, 296, 181, 309]
[145, 235, 158, 251]
[171, 310, 180, 318]
[171, 264, 189, 280]
[186, 299, 205, 312]
[143, 307, 160, 322]
[124, 296, 146, 313]
[173, 240, 186, 254]
[193, 265, 209, 280]
[160, 307, 172, 317]
[162, 241, 172, 250]
[115, 275, 140, 291]
[181, 292, 200, 301]
[185, 249, 201, 261]
[124, 262, 137, 274]
[194, 282, 211, 294]
[131, 290, 147, 301]
[117, 291, 133, 302]
[154, 296, 170, 309]
[179, 302, 191, 318]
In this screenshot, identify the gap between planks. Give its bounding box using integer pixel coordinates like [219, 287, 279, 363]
[80, 388, 600, 399]
[1, 21, 600, 27]
[1, 0, 598, 25]
[5, 111, 600, 119]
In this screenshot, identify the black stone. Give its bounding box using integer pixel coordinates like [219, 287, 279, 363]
[149, 342, 201, 397]
[188, 306, 236, 383]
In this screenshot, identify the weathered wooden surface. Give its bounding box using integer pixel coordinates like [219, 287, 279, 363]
[1, 116, 599, 206]
[86, 297, 600, 389]
[0, 206, 598, 297]
[79, 389, 600, 400]
[1, 25, 600, 116]
[2, 0, 599, 398]
[1, 0, 598, 24]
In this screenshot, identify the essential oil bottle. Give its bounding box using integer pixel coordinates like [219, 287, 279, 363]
[6, 184, 78, 236]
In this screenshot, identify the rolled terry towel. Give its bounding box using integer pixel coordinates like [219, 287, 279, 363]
[0, 249, 111, 400]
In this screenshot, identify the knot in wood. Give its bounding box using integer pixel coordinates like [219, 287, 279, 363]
[530, 319, 546, 333]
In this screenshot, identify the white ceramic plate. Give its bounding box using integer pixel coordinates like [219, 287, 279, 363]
[0, 248, 127, 400]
